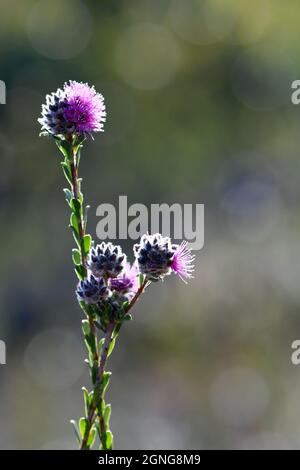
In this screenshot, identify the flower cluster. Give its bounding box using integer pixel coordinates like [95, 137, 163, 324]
[77, 235, 194, 312]
[38, 81, 106, 138]
[76, 242, 133, 307]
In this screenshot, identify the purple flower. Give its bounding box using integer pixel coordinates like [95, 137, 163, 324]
[63, 81, 106, 134]
[134, 233, 195, 283]
[38, 81, 106, 138]
[171, 241, 195, 283]
[110, 263, 139, 299]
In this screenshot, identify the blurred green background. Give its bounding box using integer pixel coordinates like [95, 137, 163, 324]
[0, 0, 300, 449]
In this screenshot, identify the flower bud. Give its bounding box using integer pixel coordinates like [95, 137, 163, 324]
[88, 242, 126, 279]
[76, 275, 109, 304]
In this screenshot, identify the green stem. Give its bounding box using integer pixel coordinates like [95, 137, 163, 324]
[126, 279, 149, 314]
[80, 321, 115, 450]
[80, 281, 149, 450]
[69, 147, 87, 275]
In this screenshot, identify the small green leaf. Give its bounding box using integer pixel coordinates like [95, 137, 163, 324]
[139, 273, 144, 288]
[61, 161, 72, 186]
[79, 417, 88, 438]
[72, 248, 81, 266]
[70, 213, 79, 233]
[73, 141, 84, 161]
[82, 319, 90, 336]
[113, 321, 123, 339]
[70, 419, 81, 445]
[83, 325, 96, 355]
[101, 371, 111, 395]
[72, 229, 81, 249]
[89, 333, 97, 356]
[98, 338, 105, 353]
[71, 198, 82, 217]
[87, 427, 96, 448]
[84, 339, 92, 363]
[105, 430, 113, 450]
[107, 337, 115, 358]
[75, 264, 85, 280]
[82, 234, 92, 255]
[104, 404, 111, 427]
[95, 422, 102, 443]
[63, 188, 73, 205]
[56, 139, 71, 159]
[82, 387, 89, 416]
[77, 178, 83, 202]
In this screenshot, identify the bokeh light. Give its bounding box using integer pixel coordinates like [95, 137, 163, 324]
[168, 0, 272, 46]
[24, 328, 84, 391]
[231, 47, 294, 111]
[211, 367, 270, 428]
[168, 0, 234, 45]
[26, 0, 92, 60]
[114, 23, 181, 90]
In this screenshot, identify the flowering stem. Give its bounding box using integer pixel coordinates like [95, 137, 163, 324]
[40, 81, 195, 451]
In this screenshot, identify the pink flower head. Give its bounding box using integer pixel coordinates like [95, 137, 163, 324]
[171, 241, 195, 283]
[63, 81, 106, 134]
[110, 263, 139, 299]
[39, 81, 106, 137]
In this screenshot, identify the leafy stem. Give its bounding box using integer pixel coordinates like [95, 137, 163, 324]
[68, 139, 88, 275]
[80, 280, 149, 449]
[57, 137, 149, 450]
[81, 321, 115, 450]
